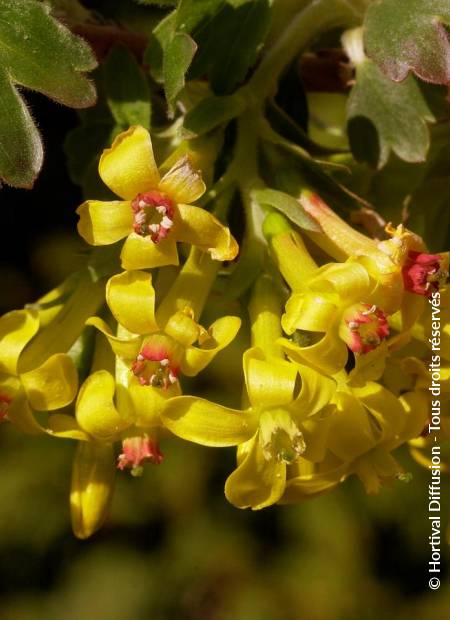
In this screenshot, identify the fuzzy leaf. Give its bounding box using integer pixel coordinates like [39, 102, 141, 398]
[0, 0, 97, 188]
[364, 0, 450, 84]
[163, 32, 197, 109]
[347, 58, 435, 168]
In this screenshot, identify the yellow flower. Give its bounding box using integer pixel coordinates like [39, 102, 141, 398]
[0, 308, 78, 434]
[161, 347, 336, 509]
[280, 260, 390, 377]
[88, 268, 241, 405]
[77, 125, 238, 270]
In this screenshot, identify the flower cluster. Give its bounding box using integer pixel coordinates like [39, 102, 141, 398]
[1, 126, 448, 537]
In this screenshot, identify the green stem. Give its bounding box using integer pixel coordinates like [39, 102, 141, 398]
[247, 0, 358, 100]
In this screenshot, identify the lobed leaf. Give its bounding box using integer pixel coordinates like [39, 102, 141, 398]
[364, 0, 450, 84]
[252, 188, 321, 232]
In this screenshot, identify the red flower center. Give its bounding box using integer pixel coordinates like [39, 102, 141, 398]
[402, 251, 448, 296]
[342, 304, 389, 354]
[117, 435, 164, 476]
[0, 393, 11, 421]
[131, 342, 179, 389]
[131, 191, 174, 243]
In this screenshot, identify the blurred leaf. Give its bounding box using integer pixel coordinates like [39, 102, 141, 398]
[408, 177, 450, 250]
[252, 188, 321, 232]
[347, 59, 434, 168]
[145, 12, 176, 82]
[104, 44, 151, 128]
[175, 0, 224, 32]
[364, 0, 450, 84]
[189, 0, 273, 94]
[163, 32, 197, 111]
[134, 0, 177, 5]
[0, 68, 43, 188]
[0, 0, 96, 188]
[184, 94, 245, 135]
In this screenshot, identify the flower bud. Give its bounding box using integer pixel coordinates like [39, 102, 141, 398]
[70, 441, 115, 539]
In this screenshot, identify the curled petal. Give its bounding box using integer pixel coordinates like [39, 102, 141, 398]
[76, 371, 130, 440]
[120, 233, 179, 270]
[181, 316, 241, 376]
[353, 382, 404, 446]
[243, 347, 298, 408]
[70, 441, 116, 539]
[99, 126, 160, 200]
[175, 204, 239, 261]
[348, 342, 388, 386]
[0, 309, 39, 376]
[76, 200, 132, 246]
[281, 461, 348, 502]
[158, 156, 206, 204]
[290, 363, 336, 420]
[327, 391, 379, 461]
[309, 262, 371, 301]
[86, 317, 142, 361]
[224, 435, 286, 510]
[161, 396, 256, 446]
[279, 332, 348, 376]
[282, 293, 337, 334]
[20, 353, 78, 411]
[106, 270, 159, 336]
[47, 414, 90, 441]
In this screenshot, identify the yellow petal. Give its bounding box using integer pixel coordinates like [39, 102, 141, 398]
[181, 316, 241, 376]
[86, 317, 142, 360]
[301, 411, 335, 462]
[290, 363, 336, 420]
[175, 204, 239, 261]
[98, 126, 160, 200]
[106, 270, 159, 335]
[353, 382, 404, 446]
[161, 396, 256, 446]
[224, 434, 286, 509]
[158, 156, 206, 204]
[0, 309, 39, 375]
[76, 200, 132, 245]
[281, 460, 348, 502]
[309, 261, 371, 300]
[282, 292, 337, 334]
[6, 390, 43, 434]
[398, 391, 429, 442]
[279, 332, 348, 376]
[129, 377, 181, 428]
[47, 413, 90, 441]
[70, 441, 116, 539]
[120, 233, 179, 270]
[348, 341, 388, 386]
[20, 353, 78, 411]
[243, 347, 298, 408]
[328, 391, 378, 460]
[76, 371, 130, 440]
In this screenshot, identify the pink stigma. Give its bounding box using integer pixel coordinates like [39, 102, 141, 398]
[117, 435, 164, 476]
[402, 251, 448, 296]
[131, 343, 179, 389]
[343, 304, 389, 354]
[131, 191, 174, 243]
[0, 393, 11, 421]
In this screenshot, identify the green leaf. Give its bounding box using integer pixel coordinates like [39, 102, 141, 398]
[0, 0, 97, 188]
[145, 12, 176, 83]
[104, 44, 151, 129]
[252, 188, 321, 232]
[184, 94, 245, 135]
[347, 59, 435, 168]
[0, 68, 43, 188]
[189, 0, 273, 94]
[175, 0, 225, 33]
[163, 32, 197, 110]
[364, 0, 450, 84]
